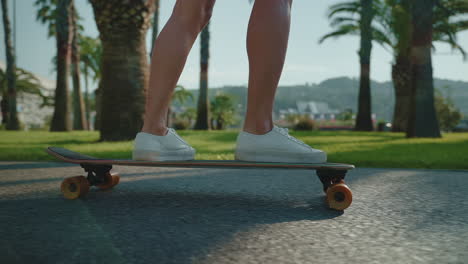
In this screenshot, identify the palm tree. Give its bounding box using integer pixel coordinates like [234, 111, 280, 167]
[150, 0, 160, 57]
[70, 2, 86, 130]
[320, 0, 468, 132]
[356, 0, 375, 131]
[79, 35, 102, 130]
[36, 0, 86, 131]
[194, 23, 211, 130]
[49, 0, 73, 131]
[320, 0, 376, 131]
[89, 0, 155, 141]
[1, 0, 20, 130]
[406, 0, 441, 138]
[381, 0, 467, 131]
[35, 0, 72, 131]
[386, 0, 413, 132]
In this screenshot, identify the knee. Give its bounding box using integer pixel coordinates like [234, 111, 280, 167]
[173, 0, 215, 32]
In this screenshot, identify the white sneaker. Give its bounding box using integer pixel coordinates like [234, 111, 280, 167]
[235, 126, 327, 163]
[132, 129, 195, 161]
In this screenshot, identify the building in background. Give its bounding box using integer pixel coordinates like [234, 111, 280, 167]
[296, 101, 340, 120]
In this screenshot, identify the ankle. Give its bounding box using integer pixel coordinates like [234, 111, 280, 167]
[141, 126, 168, 136]
[242, 122, 273, 135]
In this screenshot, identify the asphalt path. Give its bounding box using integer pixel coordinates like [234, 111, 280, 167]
[1, 162, 467, 264]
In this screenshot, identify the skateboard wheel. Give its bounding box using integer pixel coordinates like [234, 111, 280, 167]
[61, 176, 90, 200]
[96, 173, 120, 190]
[326, 183, 352, 210]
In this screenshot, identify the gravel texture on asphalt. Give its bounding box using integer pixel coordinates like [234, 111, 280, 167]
[1, 162, 467, 264]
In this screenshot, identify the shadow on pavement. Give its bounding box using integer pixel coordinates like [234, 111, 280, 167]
[0, 167, 342, 264]
[0, 162, 75, 171]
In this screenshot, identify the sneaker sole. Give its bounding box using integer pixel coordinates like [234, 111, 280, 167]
[235, 150, 327, 164]
[133, 149, 195, 161]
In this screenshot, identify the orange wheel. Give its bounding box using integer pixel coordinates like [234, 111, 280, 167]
[96, 173, 120, 190]
[61, 176, 89, 200]
[326, 183, 352, 210]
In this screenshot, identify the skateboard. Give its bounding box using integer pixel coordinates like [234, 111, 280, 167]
[46, 146, 354, 210]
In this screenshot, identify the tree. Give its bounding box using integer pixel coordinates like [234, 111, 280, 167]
[386, 0, 413, 132]
[406, 0, 441, 138]
[355, 0, 375, 131]
[79, 35, 102, 130]
[434, 88, 462, 131]
[320, 0, 376, 131]
[194, 23, 211, 130]
[35, 0, 86, 131]
[70, 2, 86, 130]
[150, 0, 159, 57]
[50, 0, 73, 131]
[1, 0, 20, 130]
[384, 0, 468, 131]
[320, 0, 468, 132]
[210, 94, 236, 130]
[89, 0, 155, 141]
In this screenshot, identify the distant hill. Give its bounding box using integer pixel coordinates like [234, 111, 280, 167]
[182, 77, 468, 121]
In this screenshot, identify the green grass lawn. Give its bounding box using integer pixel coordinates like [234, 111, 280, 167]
[1, 130, 467, 169]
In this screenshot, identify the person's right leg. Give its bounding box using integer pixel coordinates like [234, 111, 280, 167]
[134, 0, 216, 161]
[243, 0, 292, 135]
[235, 0, 326, 163]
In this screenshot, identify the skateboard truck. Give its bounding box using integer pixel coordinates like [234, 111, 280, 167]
[80, 163, 112, 186]
[316, 169, 347, 192]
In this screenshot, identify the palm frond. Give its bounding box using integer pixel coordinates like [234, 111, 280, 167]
[327, 1, 361, 19]
[330, 16, 359, 27]
[319, 24, 360, 44]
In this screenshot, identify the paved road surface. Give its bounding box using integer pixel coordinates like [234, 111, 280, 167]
[1, 162, 467, 264]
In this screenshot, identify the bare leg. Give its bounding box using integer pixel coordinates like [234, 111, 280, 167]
[243, 0, 293, 135]
[142, 0, 216, 136]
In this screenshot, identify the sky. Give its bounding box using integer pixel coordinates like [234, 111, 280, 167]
[1, 0, 467, 91]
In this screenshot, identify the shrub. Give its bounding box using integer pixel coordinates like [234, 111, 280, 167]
[435, 90, 462, 131]
[173, 120, 190, 130]
[294, 117, 317, 131]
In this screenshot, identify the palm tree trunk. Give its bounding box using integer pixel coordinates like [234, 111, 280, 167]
[94, 83, 102, 131]
[70, 3, 86, 130]
[391, 0, 412, 132]
[1, 0, 20, 130]
[150, 0, 159, 57]
[83, 67, 90, 130]
[1, 91, 8, 125]
[90, 0, 155, 141]
[50, 0, 72, 131]
[391, 57, 412, 132]
[194, 23, 211, 130]
[406, 0, 441, 138]
[355, 0, 374, 131]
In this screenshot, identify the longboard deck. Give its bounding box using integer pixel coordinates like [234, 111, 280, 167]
[46, 147, 354, 171]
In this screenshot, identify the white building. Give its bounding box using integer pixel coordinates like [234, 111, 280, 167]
[296, 101, 340, 120]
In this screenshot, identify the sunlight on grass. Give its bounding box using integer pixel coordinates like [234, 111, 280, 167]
[1, 130, 467, 169]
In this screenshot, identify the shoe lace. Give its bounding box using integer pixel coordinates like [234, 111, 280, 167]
[276, 126, 310, 148]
